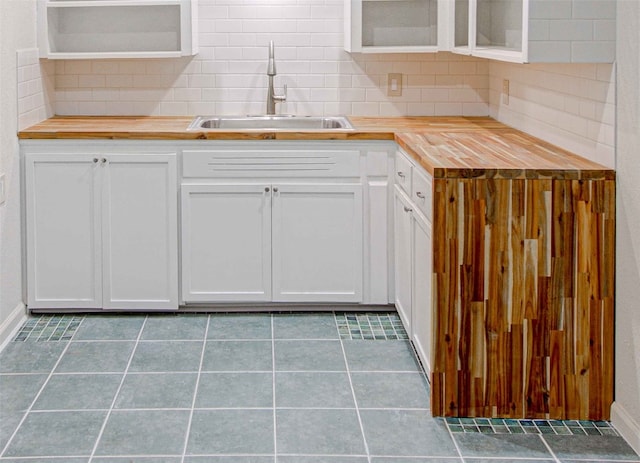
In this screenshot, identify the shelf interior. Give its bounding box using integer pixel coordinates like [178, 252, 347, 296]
[46, 4, 182, 54]
[362, 0, 438, 48]
[476, 0, 522, 51]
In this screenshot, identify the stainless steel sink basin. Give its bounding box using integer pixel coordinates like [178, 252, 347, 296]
[188, 115, 354, 131]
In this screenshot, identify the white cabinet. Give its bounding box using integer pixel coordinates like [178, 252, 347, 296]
[25, 152, 178, 310]
[394, 188, 413, 332]
[180, 145, 368, 305]
[393, 149, 433, 376]
[345, 0, 449, 53]
[450, 0, 615, 63]
[412, 207, 433, 376]
[37, 0, 198, 59]
[273, 184, 363, 302]
[181, 184, 272, 303]
[182, 182, 363, 304]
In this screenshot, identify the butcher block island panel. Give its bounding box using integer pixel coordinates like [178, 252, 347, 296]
[18, 116, 615, 420]
[394, 130, 615, 420]
[431, 176, 614, 420]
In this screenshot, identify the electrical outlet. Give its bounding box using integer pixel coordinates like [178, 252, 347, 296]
[388, 73, 403, 97]
[0, 174, 5, 205]
[502, 79, 510, 105]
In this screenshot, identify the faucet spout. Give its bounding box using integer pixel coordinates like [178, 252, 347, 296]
[267, 40, 276, 76]
[266, 40, 286, 115]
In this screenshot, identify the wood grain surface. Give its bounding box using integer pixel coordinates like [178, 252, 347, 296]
[431, 177, 615, 420]
[18, 116, 612, 180]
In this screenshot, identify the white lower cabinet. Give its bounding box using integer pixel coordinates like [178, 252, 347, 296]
[272, 184, 362, 302]
[25, 153, 178, 310]
[394, 188, 413, 332]
[393, 148, 434, 376]
[181, 182, 363, 303]
[412, 206, 433, 375]
[181, 184, 272, 302]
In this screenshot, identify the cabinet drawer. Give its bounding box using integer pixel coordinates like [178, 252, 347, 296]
[412, 167, 433, 221]
[182, 149, 360, 178]
[395, 150, 413, 194]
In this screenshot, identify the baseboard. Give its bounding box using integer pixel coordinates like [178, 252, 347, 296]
[0, 302, 27, 352]
[611, 401, 640, 455]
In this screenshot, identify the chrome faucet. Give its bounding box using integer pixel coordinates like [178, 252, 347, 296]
[266, 40, 287, 115]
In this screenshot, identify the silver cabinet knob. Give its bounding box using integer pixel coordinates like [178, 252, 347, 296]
[397, 172, 405, 178]
[273, 187, 279, 193]
[101, 158, 107, 164]
[265, 187, 270, 193]
[416, 192, 425, 199]
[403, 206, 412, 213]
[93, 158, 99, 163]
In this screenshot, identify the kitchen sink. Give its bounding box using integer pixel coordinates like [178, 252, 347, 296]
[187, 115, 354, 131]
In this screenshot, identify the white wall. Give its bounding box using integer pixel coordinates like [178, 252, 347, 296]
[489, 61, 615, 168]
[0, 0, 38, 345]
[613, 0, 640, 453]
[52, 0, 489, 117]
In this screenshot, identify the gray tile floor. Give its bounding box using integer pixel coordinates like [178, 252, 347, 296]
[0, 312, 639, 463]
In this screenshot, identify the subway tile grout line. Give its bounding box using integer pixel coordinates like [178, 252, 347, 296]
[88, 314, 149, 463]
[0, 338, 75, 458]
[180, 313, 211, 463]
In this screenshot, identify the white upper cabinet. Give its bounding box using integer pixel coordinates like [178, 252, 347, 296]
[450, 0, 615, 63]
[37, 0, 198, 59]
[345, 0, 449, 53]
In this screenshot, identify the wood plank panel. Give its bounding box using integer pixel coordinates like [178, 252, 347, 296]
[431, 178, 615, 420]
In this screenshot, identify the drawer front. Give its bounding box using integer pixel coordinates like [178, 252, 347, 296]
[182, 149, 360, 178]
[412, 165, 433, 221]
[394, 150, 413, 194]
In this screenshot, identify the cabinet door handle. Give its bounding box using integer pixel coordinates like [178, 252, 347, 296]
[403, 206, 412, 213]
[397, 172, 405, 178]
[93, 158, 99, 163]
[101, 158, 107, 164]
[416, 192, 425, 199]
[265, 187, 270, 193]
[273, 187, 279, 193]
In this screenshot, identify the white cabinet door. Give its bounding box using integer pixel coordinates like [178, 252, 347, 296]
[102, 155, 178, 310]
[394, 186, 413, 335]
[412, 210, 433, 376]
[181, 184, 272, 302]
[25, 155, 102, 309]
[272, 183, 363, 303]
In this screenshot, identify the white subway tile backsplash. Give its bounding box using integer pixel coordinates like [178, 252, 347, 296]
[571, 41, 616, 63]
[17, 48, 52, 129]
[572, 0, 616, 20]
[549, 20, 594, 41]
[51, 0, 489, 117]
[530, 0, 572, 20]
[490, 61, 615, 168]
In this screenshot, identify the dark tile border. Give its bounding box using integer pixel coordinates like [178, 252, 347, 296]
[445, 417, 619, 436]
[13, 315, 84, 342]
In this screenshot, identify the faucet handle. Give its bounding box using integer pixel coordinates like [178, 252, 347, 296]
[274, 83, 287, 103]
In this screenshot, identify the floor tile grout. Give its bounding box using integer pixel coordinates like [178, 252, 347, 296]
[336, 312, 372, 463]
[271, 313, 278, 461]
[0, 333, 75, 458]
[87, 314, 148, 462]
[2, 312, 639, 462]
[179, 313, 210, 463]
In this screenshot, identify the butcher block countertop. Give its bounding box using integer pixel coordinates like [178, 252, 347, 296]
[18, 115, 614, 180]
